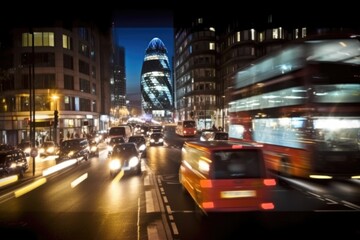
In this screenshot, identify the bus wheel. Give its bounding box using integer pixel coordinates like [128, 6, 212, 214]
[278, 157, 292, 187]
[280, 157, 291, 177]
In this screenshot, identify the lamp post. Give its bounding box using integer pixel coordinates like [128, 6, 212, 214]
[29, 28, 36, 176]
[222, 95, 225, 131]
[52, 95, 59, 144]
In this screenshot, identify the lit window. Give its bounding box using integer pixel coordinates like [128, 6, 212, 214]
[63, 34, 71, 49]
[259, 32, 264, 42]
[302, 28, 307, 38]
[251, 29, 255, 40]
[209, 42, 215, 50]
[272, 29, 278, 39]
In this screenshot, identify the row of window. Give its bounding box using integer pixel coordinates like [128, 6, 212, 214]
[0, 72, 96, 95]
[0, 95, 96, 113]
[22, 31, 96, 60]
[20, 52, 96, 79]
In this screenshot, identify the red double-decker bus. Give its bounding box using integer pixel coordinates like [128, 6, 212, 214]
[228, 34, 360, 180]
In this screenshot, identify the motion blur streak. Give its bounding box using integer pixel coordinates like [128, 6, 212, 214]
[42, 159, 77, 176]
[14, 178, 47, 198]
[70, 173, 88, 188]
[0, 175, 18, 188]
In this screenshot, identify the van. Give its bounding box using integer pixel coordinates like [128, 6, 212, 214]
[179, 140, 276, 217]
[107, 125, 132, 142]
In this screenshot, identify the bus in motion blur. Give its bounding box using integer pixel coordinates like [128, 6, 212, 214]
[228, 34, 360, 180]
[176, 120, 197, 137]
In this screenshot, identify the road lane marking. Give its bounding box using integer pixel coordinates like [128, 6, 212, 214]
[14, 178, 47, 198]
[70, 173, 88, 188]
[146, 190, 155, 213]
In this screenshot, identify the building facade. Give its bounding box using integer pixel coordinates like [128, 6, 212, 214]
[110, 45, 127, 124]
[174, 18, 218, 130]
[0, 24, 112, 146]
[140, 37, 173, 122]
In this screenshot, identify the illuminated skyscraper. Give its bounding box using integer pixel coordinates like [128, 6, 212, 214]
[140, 37, 173, 122]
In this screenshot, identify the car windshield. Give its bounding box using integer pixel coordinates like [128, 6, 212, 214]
[110, 137, 125, 144]
[113, 144, 137, 154]
[212, 150, 262, 179]
[129, 137, 145, 144]
[61, 140, 82, 147]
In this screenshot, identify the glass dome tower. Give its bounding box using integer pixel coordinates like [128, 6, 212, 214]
[140, 37, 173, 121]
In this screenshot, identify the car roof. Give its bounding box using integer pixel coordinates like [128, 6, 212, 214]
[129, 135, 145, 139]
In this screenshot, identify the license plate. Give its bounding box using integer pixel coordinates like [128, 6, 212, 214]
[221, 190, 256, 198]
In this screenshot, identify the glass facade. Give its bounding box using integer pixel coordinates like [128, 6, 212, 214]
[140, 38, 173, 121]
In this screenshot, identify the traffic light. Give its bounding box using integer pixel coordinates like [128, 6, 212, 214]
[54, 110, 59, 128]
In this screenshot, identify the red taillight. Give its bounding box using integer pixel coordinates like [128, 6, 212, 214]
[263, 178, 276, 186]
[202, 202, 214, 209]
[261, 202, 275, 210]
[231, 145, 243, 149]
[200, 179, 213, 188]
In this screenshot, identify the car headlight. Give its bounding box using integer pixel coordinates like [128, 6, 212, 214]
[10, 162, 16, 169]
[107, 145, 113, 151]
[91, 146, 97, 152]
[109, 159, 121, 170]
[129, 156, 139, 168]
[47, 147, 55, 153]
[67, 151, 75, 157]
[139, 144, 146, 151]
[159, 138, 164, 142]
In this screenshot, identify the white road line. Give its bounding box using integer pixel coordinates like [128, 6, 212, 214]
[145, 190, 155, 213]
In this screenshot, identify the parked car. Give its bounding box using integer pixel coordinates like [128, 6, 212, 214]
[16, 141, 32, 156]
[128, 135, 147, 157]
[149, 132, 164, 146]
[56, 138, 90, 164]
[0, 149, 29, 178]
[107, 136, 126, 157]
[38, 141, 59, 157]
[0, 144, 15, 151]
[109, 142, 141, 177]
